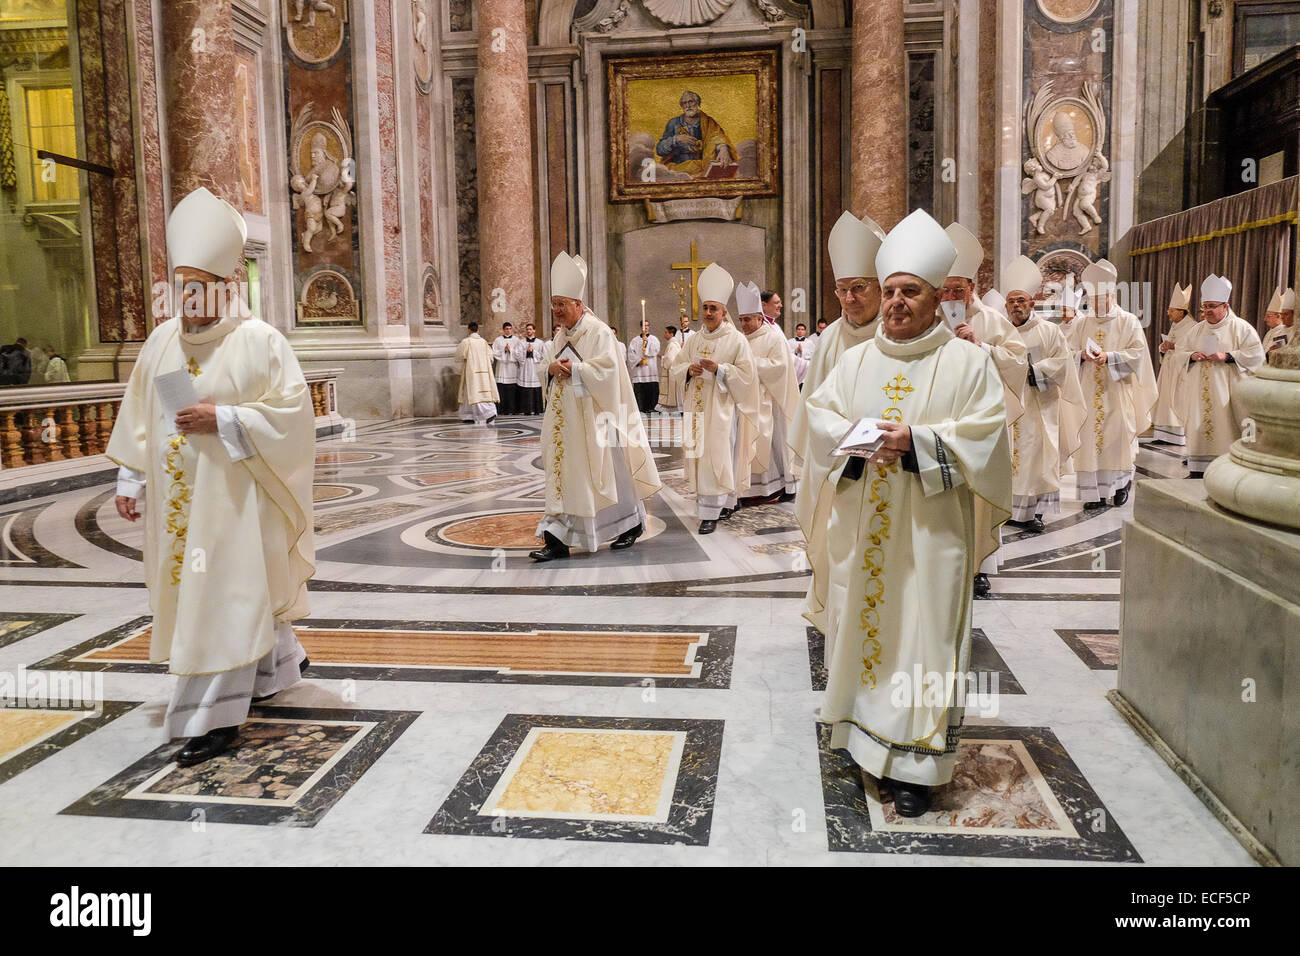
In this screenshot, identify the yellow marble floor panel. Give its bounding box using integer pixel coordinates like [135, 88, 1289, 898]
[0, 709, 81, 762]
[488, 728, 684, 821]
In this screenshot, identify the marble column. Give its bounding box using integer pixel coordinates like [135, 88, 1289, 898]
[159, 1, 241, 208]
[475, 0, 536, 338]
[849, 0, 907, 230]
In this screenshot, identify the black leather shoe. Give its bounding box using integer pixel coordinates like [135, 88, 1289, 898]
[778, 491, 797, 503]
[1188, 471, 1203, 480]
[300, 656, 310, 674]
[175, 726, 239, 768]
[890, 779, 932, 817]
[1113, 486, 1129, 507]
[973, 572, 991, 599]
[698, 519, 717, 535]
[1083, 500, 1106, 510]
[719, 506, 736, 521]
[610, 524, 643, 550]
[1026, 516, 1045, 533]
[528, 533, 570, 562]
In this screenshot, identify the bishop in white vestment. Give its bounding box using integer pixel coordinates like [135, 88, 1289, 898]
[669, 263, 761, 533]
[655, 326, 682, 413]
[805, 210, 1011, 816]
[737, 281, 801, 501]
[1172, 274, 1265, 476]
[1063, 258, 1158, 507]
[1261, 287, 1294, 354]
[531, 252, 660, 560]
[456, 324, 500, 424]
[107, 187, 315, 767]
[1149, 283, 1196, 445]
[1001, 257, 1085, 530]
[791, 210, 886, 622]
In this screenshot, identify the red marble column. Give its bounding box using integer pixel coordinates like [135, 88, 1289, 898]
[849, 0, 907, 230]
[159, 1, 241, 209]
[475, 0, 536, 338]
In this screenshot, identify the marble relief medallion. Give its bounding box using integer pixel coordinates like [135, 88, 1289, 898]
[422, 267, 441, 324]
[1036, 0, 1101, 24]
[283, 0, 348, 65]
[412, 0, 434, 92]
[296, 268, 359, 325]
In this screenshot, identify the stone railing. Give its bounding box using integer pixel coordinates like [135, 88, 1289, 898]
[0, 369, 343, 471]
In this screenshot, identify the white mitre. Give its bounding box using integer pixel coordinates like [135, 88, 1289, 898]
[551, 251, 587, 301]
[167, 186, 247, 279]
[828, 210, 885, 280]
[874, 209, 957, 288]
[982, 289, 1007, 317]
[1283, 288, 1296, 311]
[945, 222, 983, 280]
[697, 262, 734, 308]
[736, 280, 763, 316]
[1080, 258, 1118, 287]
[1060, 280, 1081, 310]
[1001, 255, 1043, 297]
[1200, 273, 1231, 304]
[1169, 283, 1192, 311]
[1267, 287, 1284, 313]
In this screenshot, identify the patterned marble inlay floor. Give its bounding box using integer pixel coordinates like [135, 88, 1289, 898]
[0, 418, 1261, 864]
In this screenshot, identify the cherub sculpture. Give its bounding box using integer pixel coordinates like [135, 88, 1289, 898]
[1068, 155, 1111, 235]
[1022, 158, 1061, 235]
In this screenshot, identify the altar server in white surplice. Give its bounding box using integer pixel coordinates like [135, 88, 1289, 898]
[736, 281, 801, 503]
[1063, 258, 1158, 508]
[530, 252, 660, 561]
[1001, 256, 1085, 532]
[627, 320, 661, 413]
[805, 209, 1011, 818]
[942, 223, 1027, 597]
[516, 322, 544, 415]
[655, 325, 682, 413]
[1149, 283, 1196, 446]
[1172, 274, 1265, 477]
[669, 263, 761, 534]
[790, 211, 886, 615]
[107, 187, 315, 768]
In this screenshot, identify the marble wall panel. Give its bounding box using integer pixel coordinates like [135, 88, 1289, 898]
[453, 77, 481, 328]
[374, 0, 403, 326]
[235, 49, 265, 216]
[818, 68, 843, 322]
[130, 0, 168, 313]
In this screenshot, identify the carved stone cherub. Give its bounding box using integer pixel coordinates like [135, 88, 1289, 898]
[294, 0, 337, 29]
[290, 172, 322, 252]
[1022, 158, 1061, 235]
[1070, 155, 1111, 235]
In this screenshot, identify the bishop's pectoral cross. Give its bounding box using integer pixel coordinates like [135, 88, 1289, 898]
[671, 241, 711, 320]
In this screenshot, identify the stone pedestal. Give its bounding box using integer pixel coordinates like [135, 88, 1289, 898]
[1118, 479, 1299, 864]
[849, 0, 906, 228]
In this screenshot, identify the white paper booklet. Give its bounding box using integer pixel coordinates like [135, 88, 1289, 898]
[1085, 337, 1103, 359]
[155, 369, 199, 434]
[555, 343, 586, 396]
[832, 418, 887, 458]
[940, 300, 966, 331]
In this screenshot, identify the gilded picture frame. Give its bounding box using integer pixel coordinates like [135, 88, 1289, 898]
[607, 49, 780, 203]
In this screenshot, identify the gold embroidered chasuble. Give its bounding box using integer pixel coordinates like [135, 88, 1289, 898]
[669, 319, 761, 499]
[1011, 316, 1086, 502]
[106, 316, 315, 675]
[455, 333, 500, 405]
[539, 310, 661, 518]
[743, 321, 802, 473]
[1171, 311, 1265, 466]
[803, 320, 1011, 785]
[1059, 307, 1158, 478]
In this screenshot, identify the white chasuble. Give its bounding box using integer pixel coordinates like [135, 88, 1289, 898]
[1060, 307, 1158, 499]
[788, 314, 879, 458]
[804, 321, 1011, 786]
[669, 320, 760, 499]
[743, 322, 802, 474]
[1151, 315, 1198, 444]
[656, 336, 682, 410]
[970, 303, 1029, 427]
[1172, 311, 1264, 470]
[456, 333, 500, 405]
[1010, 317, 1085, 520]
[539, 311, 660, 530]
[106, 316, 315, 675]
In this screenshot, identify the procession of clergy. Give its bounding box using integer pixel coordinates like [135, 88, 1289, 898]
[111, 187, 1288, 817]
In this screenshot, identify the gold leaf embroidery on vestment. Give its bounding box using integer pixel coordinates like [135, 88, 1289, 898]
[1092, 329, 1106, 456]
[1011, 419, 1021, 477]
[1199, 364, 1214, 441]
[163, 433, 191, 586]
[186, 356, 201, 377]
[551, 379, 566, 500]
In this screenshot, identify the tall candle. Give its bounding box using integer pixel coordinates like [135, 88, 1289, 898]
[641, 299, 646, 325]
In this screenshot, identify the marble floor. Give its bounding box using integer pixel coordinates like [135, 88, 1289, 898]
[0, 418, 1256, 865]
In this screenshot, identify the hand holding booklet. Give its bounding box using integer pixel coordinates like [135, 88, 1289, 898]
[832, 418, 888, 458]
[155, 369, 200, 435]
[555, 343, 586, 396]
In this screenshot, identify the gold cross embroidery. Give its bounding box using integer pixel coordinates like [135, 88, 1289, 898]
[186, 356, 201, 377]
[881, 374, 913, 404]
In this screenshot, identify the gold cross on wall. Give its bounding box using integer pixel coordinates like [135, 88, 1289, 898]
[671, 241, 711, 320]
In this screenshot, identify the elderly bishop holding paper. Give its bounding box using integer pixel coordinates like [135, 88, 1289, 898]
[107, 187, 315, 768]
[530, 252, 661, 561]
[804, 210, 1011, 817]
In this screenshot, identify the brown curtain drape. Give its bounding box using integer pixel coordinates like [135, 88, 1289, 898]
[1129, 176, 1298, 353]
